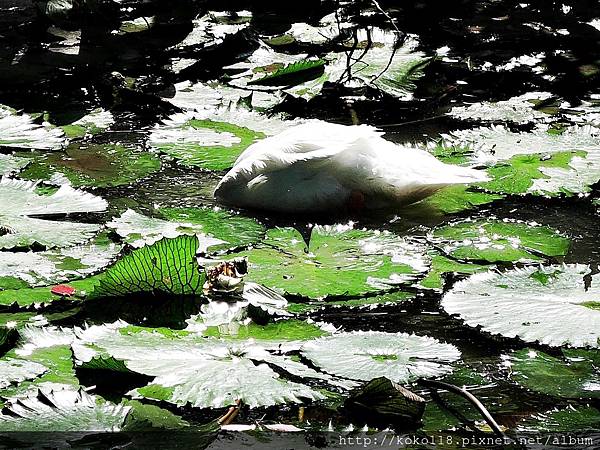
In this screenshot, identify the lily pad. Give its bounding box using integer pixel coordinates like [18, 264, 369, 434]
[441, 124, 600, 165]
[0, 234, 120, 289]
[172, 10, 251, 50]
[344, 31, 430, 100]
[0, 105, 65, 151]
[419, 254, 490, 290]
[107, 209, 224, 250]
[0, 234, 121, 289]
[0, 154, 30, 176]
[448, 92, 554, 124]
[507, 348, 600, 398]
[0, 358, 47, 389]
[413, 185, 504, 215]
[230, 225, 430, 298]
[443, 264, 600, 347]
[149, 110, 282, 170]
[159, 207, 265, 252]
[287, 291, 415, 313]
[91, 235, 204, 299]
[0, 275, 102, 307]
[59, 108, 114, 138]
[198, 318, 325, 341]
[518, 406, 600, 433]
[71, 322, 328, 408]
[0, 388, 130, 432]
[431, 219, 570, 263]
[0, 177, 107, 249]
[300, 331, 460, 382]
[20, 143, 161, 188]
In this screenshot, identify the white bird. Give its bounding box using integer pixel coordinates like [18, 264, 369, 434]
[214, 122, 489, 213]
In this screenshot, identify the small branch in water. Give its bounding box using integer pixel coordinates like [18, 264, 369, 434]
[418, 378, 507, 439]
[218, 399, 242, 426]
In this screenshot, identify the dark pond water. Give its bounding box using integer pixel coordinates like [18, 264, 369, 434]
[0, 0, 599, 448]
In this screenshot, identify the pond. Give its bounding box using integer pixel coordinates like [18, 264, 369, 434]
[0, 0, 599, 448]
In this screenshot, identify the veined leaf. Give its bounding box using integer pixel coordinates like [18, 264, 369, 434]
[301, 331, 460, 383]
[71, 322, 331, 408]
[0, 105, 65, 151]
[91, 235, 204, 299]
[0, 177, 106, 250]
[229, 225, 430, 299]
[431, 219, 570, 263]
[508, 348, 600, 398]
[443, 264, 600, 347]
[248, 59, 326, 86]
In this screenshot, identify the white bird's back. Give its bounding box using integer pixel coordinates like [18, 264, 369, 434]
[214, 122, 489, 213]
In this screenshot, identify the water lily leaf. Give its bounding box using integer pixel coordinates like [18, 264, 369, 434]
[413, 185, 504, 215]
[71, 322, 326, 408]
[230, 225, 430, 299]
[0, 105, 65, 150]
[431, 219, 570, 263]
[0, 388, 130, 432]
[288, 291, 415, 314]
[518, 406, 600, 433]
[0, 177, 107, 249]
[419, 254, 490, 290]
[345, 31, 430, 100]
[300, 331, 460, 382]
[448, 92, 554, 124]
[172, 10, 251, 50]
[59, 108, 114, 138]
[0, 325, 79, 400]
[123, 400, 189, 430]
[20, 143, 161, 188]
[198, 318, 325, 341]
[0, 233, 120, 289]
[163, 80, 282, 112]
[443, 264, 600, 347]
[508, 348, 600, 398]
[149, 108, 296, 170]
[107, 209, 225, 250]
[186, 283, 292, 333]
[0, 358, 47, 389]
[280, 14, 345, 45]
[481, 150, 600, 197]
[441, 124, 600, 166]
[0, 275, 102, 307]
[0, 154, 30, 176]
[159, 207, 265, 252]
[248, 59, 326, 86]
[91, 235, 204, 299]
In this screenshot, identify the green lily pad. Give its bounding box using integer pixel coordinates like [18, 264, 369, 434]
[508, 348, 600, 398]
[288, 291, 415, 313]
[230, 226, 430, 299]
[91, 235, 204, 299]
[20, 143, 161, 188]
[0, 388, 130, 432]
[0, 177, 106, 250]
[0, 154, 30, 176]
[149, 106, 299, 170]
[201, 319, 327, 340]
[414, 185, 504, 215]
[301, 331, 461, 383]
[419, 254, 490, 290]
[123, 400, 189, 430]
[448, 92, 553, 124]
[443, 264, 600, 347]
[432, 219, 570, 263]
[0, 233, 120, 290]
[0, 275, 102, 307]
[0, 105, 65, 151]
[0, 358, 47, 389]
[58, 108, 114, 138]
[518, 406, 600, 433]
[159, 207, 264, 252]
[71, 322, 330, 409]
